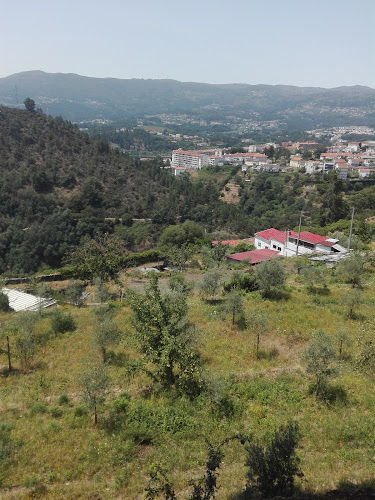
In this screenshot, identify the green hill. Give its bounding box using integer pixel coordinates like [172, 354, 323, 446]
[0, 71, 374, 128]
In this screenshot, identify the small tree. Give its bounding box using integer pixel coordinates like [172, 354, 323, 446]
[335, 329, 352, 362]
[225, 288, 244, 326]
[166, 245, 194, 271]
[80, 363, 110, 425]
[343, 288, 363, 319]
[245, 421, 303, 498]
[200, 270, 223, 300]
[336, 252, 366, 288]
[128, 275, 202, 395]
[255, 259, 285, 298]
[247, 311, 268, 359]
[300, 266, 328, 294]
[94, 277, 111, 303]
[0, 292, 10, 312]
[302, 331, 338, 398]
[93, 315, 121, 362]
[12, 312, 39, 370]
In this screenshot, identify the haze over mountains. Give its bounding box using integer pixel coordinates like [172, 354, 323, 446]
[0, 71, 373, 128]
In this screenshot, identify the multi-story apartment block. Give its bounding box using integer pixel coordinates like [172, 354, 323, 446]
[171, 149, 210, 170]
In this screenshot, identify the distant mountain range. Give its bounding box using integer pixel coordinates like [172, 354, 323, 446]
[0, 71, 374, 128]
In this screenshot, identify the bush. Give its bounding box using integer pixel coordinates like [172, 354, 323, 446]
[0, 292, 10, 312]
[245, 421, 303, 497]
[50, 309, 76, 334]
[224, 272, 259, 293]
[74, 405, 88, 417]
[57, 394, 70, 406]
[50, 406, 63, 418]
[29, 402, 47, 416]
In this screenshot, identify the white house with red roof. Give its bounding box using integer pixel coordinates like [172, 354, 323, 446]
[254, 228, 345, 257]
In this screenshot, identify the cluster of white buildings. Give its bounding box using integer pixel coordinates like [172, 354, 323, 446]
[290, 142, 375, 180]
[171, 148, 271, 175]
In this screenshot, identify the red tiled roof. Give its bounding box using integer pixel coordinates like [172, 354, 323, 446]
[256, 228, 330, 246]
[227, 248, 280, 264]
[288, 231, 328, 245]
[255, 228, 288, 243]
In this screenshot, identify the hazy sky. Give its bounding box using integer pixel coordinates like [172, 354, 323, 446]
[1, 0, 374, 88]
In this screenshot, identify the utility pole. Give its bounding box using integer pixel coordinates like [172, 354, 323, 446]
[296, 212, 302, 256]
[348, 206, 355, 253]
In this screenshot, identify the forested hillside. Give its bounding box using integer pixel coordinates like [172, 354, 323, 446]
[0, 105, 374, 276]
[0, 107, 167, 272]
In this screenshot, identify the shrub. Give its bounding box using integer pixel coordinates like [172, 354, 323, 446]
[50, 406, 63, 418]
[50, 309, 76, 334]
[29, 402, 47, 416]
[74, 405, 88, 417]
[57, 394, 70, 406]
[223, 272, 259, 293]
[245, 421, 303, 497]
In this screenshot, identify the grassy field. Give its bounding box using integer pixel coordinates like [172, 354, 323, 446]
[1, 262, 375, 499]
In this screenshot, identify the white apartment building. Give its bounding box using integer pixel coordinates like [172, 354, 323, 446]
[171, 149, 210, 170]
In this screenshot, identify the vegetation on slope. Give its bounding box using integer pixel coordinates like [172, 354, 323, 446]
[1, 253, 375, 498]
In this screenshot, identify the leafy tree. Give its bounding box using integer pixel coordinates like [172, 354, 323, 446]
[319, 175, 349, 225]
[23, 97, 35, 112]
[225, 288, 244, 325]
[210, 242, 230, 266]
[245, 422, 303, 498]
[94, 277, 111, 303]
[223, 271, 259, 293]
[68, 235, 126, 280]
[166, 244, 194, 271]
[343, 288, 363, 319]
[199, 270, 223, 300]
[10, 312, 39, 370]
[300, 265, 328, 294]
[336, 252, 366, 288]
[247, 311, 268, 359]
[255, 259, 285, 298]
[159, 221, 204, 248]
[128, 275, 202, 395]
[302, 331, 338, 398]
[93, 311, 121, 362]
[80, 363, 110, 425]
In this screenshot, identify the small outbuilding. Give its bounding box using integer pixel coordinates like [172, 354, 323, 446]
[226, 248, 280, 265]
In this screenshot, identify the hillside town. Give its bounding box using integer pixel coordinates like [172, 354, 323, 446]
[170, 137, 375, 179]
